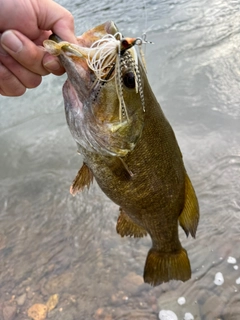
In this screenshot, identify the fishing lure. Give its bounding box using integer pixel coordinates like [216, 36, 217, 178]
[87, 32, 149, 122]
[44, 32, 152, 122]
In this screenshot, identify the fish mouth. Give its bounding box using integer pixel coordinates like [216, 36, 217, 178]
[45, 21, 142, 107]
[48, 39, 92, 106]
[46, 21, 119, 105]
[44, 22, 146, 157]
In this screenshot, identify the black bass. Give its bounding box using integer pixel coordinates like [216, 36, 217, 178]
[44, 21, 199, 286]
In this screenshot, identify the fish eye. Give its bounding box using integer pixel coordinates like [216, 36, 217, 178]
[123, 71, 135, 89]
[121, 39, 129, 48]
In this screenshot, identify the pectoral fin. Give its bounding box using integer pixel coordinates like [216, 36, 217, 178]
[116, 208, 147, 238]
[70, 162, 94, 196]
[179, 173, 199, 238]
[104, 156, 133, 179]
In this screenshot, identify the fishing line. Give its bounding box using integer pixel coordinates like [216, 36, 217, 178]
[87, 33, 149, 123]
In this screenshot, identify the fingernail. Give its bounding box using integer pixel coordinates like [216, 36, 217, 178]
[1, 30, 23, 53]
[43, 59, 61, 71]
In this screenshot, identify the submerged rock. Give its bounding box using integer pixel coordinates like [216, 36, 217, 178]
[16, 293, 27, 306]
[28, 303, 47, 320]
[46, 294, 59, 312]
[2, 301, 17, 320]
[159, 309, 178, 320]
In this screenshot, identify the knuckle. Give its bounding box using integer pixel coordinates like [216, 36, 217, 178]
[65, 10, 74, 24]
[28, 48, 39, 62]
[68, 13, 74, 25]
[18, 47, 46, 76]
[25, 49, 42, 69]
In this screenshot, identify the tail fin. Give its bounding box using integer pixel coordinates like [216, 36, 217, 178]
[143, 247, 191, 286]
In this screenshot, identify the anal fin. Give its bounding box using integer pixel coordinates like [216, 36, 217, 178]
[70, 162, 94, 196]
[116, 208, 147, 238]
[179, 173, 199, 238]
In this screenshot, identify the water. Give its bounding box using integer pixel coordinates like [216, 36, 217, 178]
[0, 0, 240, 319]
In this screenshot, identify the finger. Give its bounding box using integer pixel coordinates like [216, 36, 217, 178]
[0, 38, 42, 92]
[38, 0, 77, 44]
[42, 53, 65, 76]
[0, 62, 26, 96]
[32, 30, 52, 46]
[1, 30, 64, 76]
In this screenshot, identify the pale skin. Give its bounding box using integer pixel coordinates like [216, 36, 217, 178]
[0, 0, 77, 96]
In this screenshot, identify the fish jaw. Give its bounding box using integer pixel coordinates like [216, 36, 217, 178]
[56, 21, 119, 104]
[45, 22, 119, 154]
[45, 21, 119, 105]
[54, 43, 102, 154]
[61, 52, 90, 104]
[44, 21, 145, 157]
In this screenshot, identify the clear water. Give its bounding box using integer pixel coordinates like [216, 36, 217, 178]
[0, 0, 240, 319]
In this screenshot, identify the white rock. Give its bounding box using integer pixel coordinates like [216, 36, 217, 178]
[236, 277, 240, 285]
[214, 272, 224, 285]
[233, 265, 239, 270]
[227, 256, 237, 264]
[159, 310, 178, 320]
[177, 297, 186, 305]
[184, 312, 194, 320]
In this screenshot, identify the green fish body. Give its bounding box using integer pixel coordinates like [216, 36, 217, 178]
[44, 21, 199, 286]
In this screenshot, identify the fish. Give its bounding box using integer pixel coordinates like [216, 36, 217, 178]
[43, 21, 199, 286]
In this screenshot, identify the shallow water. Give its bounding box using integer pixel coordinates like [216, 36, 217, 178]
[1, 0, 240, 319]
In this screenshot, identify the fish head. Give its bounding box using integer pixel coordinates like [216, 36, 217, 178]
[44, 21, 146, 157]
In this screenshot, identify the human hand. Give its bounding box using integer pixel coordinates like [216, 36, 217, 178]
[0, 0, 76, 96]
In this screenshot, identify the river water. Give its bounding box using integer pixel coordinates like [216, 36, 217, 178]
[0, 0, 240, 319]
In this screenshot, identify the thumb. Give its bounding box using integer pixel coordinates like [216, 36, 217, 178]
[37, 0, 77, 44]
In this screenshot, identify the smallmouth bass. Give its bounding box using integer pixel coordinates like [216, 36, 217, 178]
[44, 21, 199, 286]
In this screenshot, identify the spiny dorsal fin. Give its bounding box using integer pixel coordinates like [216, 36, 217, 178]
[179, 173, 199, 238]
[70, 162, 94, 196]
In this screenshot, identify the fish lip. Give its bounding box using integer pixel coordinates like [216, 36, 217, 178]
[46, 33, 92, 104]
[47, 21, 119, 104]
[62, 55, 90, 104]
[57, 42, 91, 104]
[49, 33, 62, 43]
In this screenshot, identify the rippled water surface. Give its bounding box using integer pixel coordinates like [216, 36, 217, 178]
[1, 0, 240, 319]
